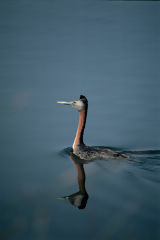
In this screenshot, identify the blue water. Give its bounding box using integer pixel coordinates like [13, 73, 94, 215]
[0, 1, 160, 240]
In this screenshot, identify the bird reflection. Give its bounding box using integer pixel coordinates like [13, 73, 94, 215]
[58, 153, 89, 210]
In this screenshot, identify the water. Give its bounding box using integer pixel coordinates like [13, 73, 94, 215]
[0, 0, 160, 239]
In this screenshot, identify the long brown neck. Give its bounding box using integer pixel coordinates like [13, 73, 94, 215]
[73, 108, 87, 150]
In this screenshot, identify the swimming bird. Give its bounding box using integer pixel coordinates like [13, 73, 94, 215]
[57, 95, 127, 160]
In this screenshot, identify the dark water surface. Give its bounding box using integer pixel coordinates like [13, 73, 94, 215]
[0, 1, 160, 240]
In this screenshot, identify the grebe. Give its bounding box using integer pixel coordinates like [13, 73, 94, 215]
[57, 95, 127, 160]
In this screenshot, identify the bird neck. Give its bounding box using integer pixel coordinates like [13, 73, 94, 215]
[73, 108, 87, 150]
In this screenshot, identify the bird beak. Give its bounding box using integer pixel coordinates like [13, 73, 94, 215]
[57, 101, 73, 105]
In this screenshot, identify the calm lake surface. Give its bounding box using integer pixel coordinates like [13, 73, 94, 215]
[0, 0, 160, 239]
